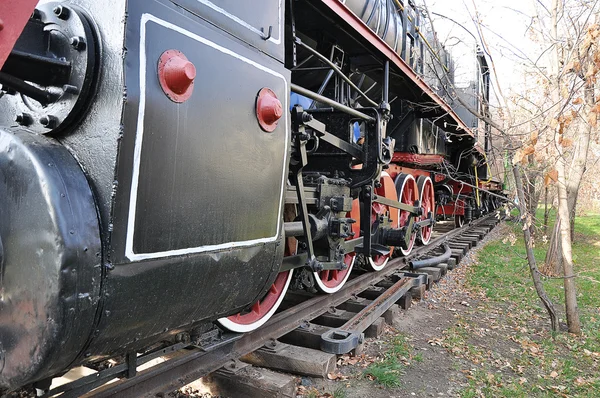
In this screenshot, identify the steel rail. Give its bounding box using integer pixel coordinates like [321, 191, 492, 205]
[82, 214, 498, 398]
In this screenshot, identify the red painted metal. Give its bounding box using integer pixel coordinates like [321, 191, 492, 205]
[0, 0, 38, 70]
[392, 152, 445, 166]
[437, 201, 465, 217]
[370, 172, 398, 267]
[434, 174, 446, 183]
[320, 0, 474, 139]
[158, 50, 196, 103]
[386, 164, 430, 180]
[256, 87, 282, 132]
[224, 271, 291, 326]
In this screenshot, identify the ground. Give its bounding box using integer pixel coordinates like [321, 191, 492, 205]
[299, 212, 600, 398]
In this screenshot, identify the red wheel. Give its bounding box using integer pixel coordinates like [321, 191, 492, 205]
[367, 172, 399, 271]
[219, 205, 297, 333]
[314, 199, 359, 293]
[455, 214, 464, 228]
[395, 174, 418, 256]
[416, 176, 435, 245]
[217, 269, 293, 332]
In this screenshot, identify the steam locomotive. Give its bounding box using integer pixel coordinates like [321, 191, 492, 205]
[0, 0, 502, 393]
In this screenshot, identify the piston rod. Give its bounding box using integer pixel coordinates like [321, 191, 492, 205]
[291, 84, 375, 122]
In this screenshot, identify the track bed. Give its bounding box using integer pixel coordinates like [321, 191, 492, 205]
[41, 214, 501, 398]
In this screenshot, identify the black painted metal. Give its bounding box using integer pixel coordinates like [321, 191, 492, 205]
[0, 2, 101, 135]
[86, 0, 290, 358]
[409, 244, 452, 269]
[320, 276, 414, 354]
[0, 130, 101, 391]
[82, 254, 414, 397]
[170, 0, 284, 62]
[64, 217, 496, 397]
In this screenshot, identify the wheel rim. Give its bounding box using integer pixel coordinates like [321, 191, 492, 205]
[314, 254, 356, 293]
[417, 176, 435, 245]
[455, 214, 464, 228]
[395, 174, 418, 256]
[217, 269, 293, 332]
[314, 199, 359, 293]
[367, 172, 398, 271]
[218, 206, 297, 333]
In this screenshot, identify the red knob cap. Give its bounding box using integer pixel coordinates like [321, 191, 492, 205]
[158, 50, 196, 103]
[256, 88, 282, 132]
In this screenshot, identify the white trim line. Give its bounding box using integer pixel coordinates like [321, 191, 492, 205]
[194, 0, 282, 45]
[125, 13, 289, 261]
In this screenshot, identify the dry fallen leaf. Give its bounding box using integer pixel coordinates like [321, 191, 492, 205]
[550, 370, 559, 378]
[327, 372, 347, 381]
[574, 377, 587, 386]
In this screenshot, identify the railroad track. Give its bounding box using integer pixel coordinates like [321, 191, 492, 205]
[47, 214, 501, 398]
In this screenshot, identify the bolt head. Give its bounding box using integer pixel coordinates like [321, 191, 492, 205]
[70, 36, 86, 51]
[15, 113, 32, 126]
[158, 50, 196, 103]
[39, 115, 58, 129]
[256, 88, 282, 132]
[53, 6, 70, 19]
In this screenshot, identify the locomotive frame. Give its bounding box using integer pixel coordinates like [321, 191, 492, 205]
[0, 0, 504, 394]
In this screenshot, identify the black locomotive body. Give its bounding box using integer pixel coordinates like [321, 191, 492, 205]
[0, 0, 503, 393]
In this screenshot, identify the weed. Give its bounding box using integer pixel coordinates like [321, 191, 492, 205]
[364, 358, 403, 388]
[332, 386, 347, 398]
[454, 213, 600, 397]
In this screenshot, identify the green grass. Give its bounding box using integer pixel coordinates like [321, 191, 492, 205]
[364, 358, 404, 388]
[363, 333, 418, 388]
[304, 386, 347, 398]
[455, 212, 600, 397]
[470, 211, 600, 329]
[332, 386, 347, 398]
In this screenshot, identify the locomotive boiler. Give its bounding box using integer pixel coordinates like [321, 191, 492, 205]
[0, 0, 503, 393]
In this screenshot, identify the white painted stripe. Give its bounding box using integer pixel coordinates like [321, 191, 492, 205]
[125, 13, 289, 261]
[193, 0, 282, 45]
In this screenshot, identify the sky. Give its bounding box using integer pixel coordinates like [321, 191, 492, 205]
[426, 0, 539, 95]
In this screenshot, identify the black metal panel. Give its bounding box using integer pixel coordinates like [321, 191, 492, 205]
[84, 243, 283, 356]
[83, 0, 289, 357]
[131, 18, 287, 254]
[0, 130, 101, 391]
[171, 0, 284, 62]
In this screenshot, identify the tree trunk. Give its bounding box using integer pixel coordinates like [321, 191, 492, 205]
[569, 190, 578, 241]
[555, 155, 582, 334]
[543, 186, 549, 236]
[546, 219, 563, 274]
[513, 165, 559, 332]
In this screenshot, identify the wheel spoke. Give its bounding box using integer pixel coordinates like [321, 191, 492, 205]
[251, 301, 261, 316]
